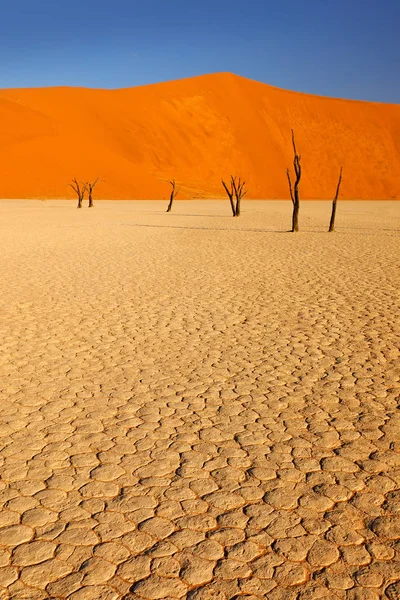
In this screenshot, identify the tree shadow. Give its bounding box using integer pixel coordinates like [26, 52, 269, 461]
[141, 211, 232, 218]
[123, 223, 289, 233]
[123, 222, 398, 235]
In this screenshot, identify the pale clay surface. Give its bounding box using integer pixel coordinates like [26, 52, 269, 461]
[0, 199, 399, 600]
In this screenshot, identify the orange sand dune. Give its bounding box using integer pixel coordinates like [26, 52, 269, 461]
[1, 72, 399, 199]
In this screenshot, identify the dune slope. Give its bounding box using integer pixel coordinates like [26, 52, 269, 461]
[1, 73, 399, 199]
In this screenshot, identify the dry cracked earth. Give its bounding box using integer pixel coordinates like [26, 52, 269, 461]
[0, 200, 399, 600]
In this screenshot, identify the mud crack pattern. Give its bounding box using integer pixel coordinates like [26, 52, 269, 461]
[0, 200, 399, 599]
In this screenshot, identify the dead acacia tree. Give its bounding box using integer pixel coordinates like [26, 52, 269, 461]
[222, 178, 236, 216]
[328, 167, 343, 232]
[222, 176, 247, 216]
[69, 178, 86, 209]
[86, 177, 100, 208]
[166, 180, 180, 212]
[286, 130, 302, 232]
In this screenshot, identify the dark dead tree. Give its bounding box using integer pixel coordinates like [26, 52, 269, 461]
[328, 167, 343, 232]
[69, 178, 86, 209]
[166, 180, 180, 212]
[286, 130, 302, 232]
[222, 178, 236, 216]
[232, 176, 247, 217]
[222, 176, 247, 216]
[86, 177, 100, 208]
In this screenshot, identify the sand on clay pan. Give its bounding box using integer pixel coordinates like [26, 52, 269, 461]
[0, 199, 399, 599]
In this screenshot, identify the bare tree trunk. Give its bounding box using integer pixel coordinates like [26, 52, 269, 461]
[233, 177, 246, 217]
[70, 178, 86, 209]
[235, 196, 241, 217]
[329, 167, 343, 232]
[292, 198, 299, 232]
[292, 175, 300, 232]
[222, 179, 236, 216]
[286, 130, 302, 232]
[166, 180, 179, 212]
[86, 177, 100, 208]
[166, 193, 174, 212]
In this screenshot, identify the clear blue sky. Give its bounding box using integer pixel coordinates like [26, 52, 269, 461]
[1, 0, 399, 102]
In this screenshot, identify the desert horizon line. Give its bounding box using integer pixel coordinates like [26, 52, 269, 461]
[1, 71, 399, 106]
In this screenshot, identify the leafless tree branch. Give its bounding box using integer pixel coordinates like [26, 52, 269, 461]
[69, 178, 86, 209]
[166, 179, 180, 212]
[222, 176, 247, 216]
[86, 177, 101, 208]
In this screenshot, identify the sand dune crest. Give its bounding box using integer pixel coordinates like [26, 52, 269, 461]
[1, 73, 399, 199]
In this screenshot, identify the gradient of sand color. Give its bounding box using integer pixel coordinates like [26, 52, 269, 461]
[0, 200, 399, 599]
[1, 73, 400, 200]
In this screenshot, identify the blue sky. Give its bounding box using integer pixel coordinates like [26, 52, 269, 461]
[1, 0, 399, 102]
